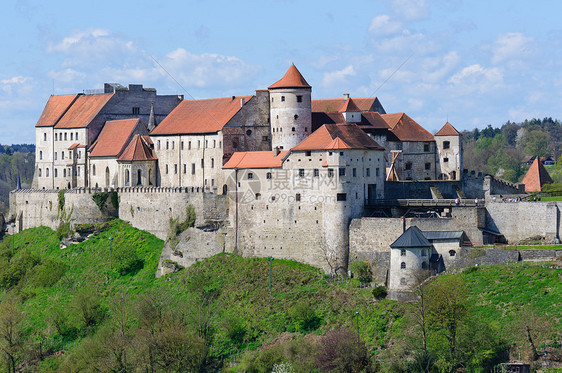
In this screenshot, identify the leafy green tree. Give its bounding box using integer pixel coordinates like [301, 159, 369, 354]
[522, 129, 550, 157]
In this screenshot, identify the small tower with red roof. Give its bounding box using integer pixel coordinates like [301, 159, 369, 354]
[268, 64, 312, 150]
[435, 122, 462, 180]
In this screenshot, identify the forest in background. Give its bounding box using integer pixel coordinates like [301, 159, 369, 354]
[0, 144, 35, 214]
[461, 117, 562, 184]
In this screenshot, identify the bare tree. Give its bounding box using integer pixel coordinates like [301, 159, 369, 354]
[0, 297, 24, 373]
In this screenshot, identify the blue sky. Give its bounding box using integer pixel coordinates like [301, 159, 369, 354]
[2, 0, 562, 144]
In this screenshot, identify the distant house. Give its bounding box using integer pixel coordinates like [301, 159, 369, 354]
[540, 156, 555, 165]
[521, 156, 535, 165]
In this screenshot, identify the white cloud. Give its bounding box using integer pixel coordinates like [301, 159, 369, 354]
[369, 14, 402, 35]
[448, 64, 503, 93]
[321, 65, 355, 88]
[491, 32, 534, 64]
[424, 51, 460, 83]
[375, 31, 436, 55]
[47, 68, 87, 83]
[159, 49, 258, 89]
[390, 0, 429, 21]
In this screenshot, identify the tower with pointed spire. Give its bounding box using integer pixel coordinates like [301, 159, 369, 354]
[268, 64, 312, 150]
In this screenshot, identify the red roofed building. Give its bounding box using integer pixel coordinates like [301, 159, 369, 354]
[521, 158, 553, 192]
[34, 83, 181, 189]
[117, 135, 158, 187]
[435, 122, 463, 180]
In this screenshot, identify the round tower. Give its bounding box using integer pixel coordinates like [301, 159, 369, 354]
[268, 65, 312, 150]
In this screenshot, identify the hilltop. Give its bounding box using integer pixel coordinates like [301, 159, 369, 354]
[0, 221, 560, 372]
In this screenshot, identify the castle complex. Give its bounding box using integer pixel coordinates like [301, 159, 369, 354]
[9, 65, 561, 297]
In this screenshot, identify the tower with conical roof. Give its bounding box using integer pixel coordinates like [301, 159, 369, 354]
[268, 65, 312, 150]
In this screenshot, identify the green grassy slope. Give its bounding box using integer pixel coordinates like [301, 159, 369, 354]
[0, 223, 560, 372]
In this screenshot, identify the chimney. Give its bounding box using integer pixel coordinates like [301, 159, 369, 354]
[343, 93, 350, 100]
[240, 98, 245, 107]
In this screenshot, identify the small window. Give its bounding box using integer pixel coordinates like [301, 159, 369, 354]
[352, 168, 356, 177]
[449, 250, 456, 257]
[188, 141, 192, 150]
[39, 151, 43, 160]
[425, 162, 431, 170]
[375, 168, 380, 177]
[248, 172, 253, 180]
[443, 157, 449, 163]
[181, 141, 184, 150]
[64, 133, 67, 141]
[166, 165, 169, 174]
[174, 164, 178, 174]
[295, 193, 301, 202]
[157, 140, 161, 150]
[401, 262, 406, 269]
[55, 134, 58, 141]
[132, 107, 140, 115]
[294, 114, 298, 120]
[46, 168, 49, 177]
[191, 163, 195, 175]
[292, 127, 296, 132]
[297, 95, 302, 102]
[211, 158, 214, 168]
[92, 165, 96, 176]
[401, 277, 407, 284]
[213, 140, 216, 148]
[405, 162, 412, 170]
[337, 193, 347, 201]
[299, 169, 305, 177]
[328, 168, 334, 177]
[281, 96, 285, 102]
[339, 168, 346, 176]
[201, 159, 204, 168]
[166, 141, 169, 150]
[262, 136, 269, 142]
[76, 132, 78, 140]
[54, 168, 58, 177]
[421, 249, 427, 257]
[266, 172, 272, 179]
[183, 164, 186, 174]
[401, 249, 406, 256]
[44, 133, 47, 141]
[39, 168, 42, 177]
[422, 262, 428, 270]
[424, 143, 430, 152]
[313, 169, 319, 177]
[305, 151, 311, 156]
[443, 141, 450, 149]
[256, 193, 261, 200]
[70, 133, 73, 141]
[366, 168, 370, 177]
[246, 129, 252, 136]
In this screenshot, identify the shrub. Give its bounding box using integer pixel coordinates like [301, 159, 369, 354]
[92, 192, 109, 211]
[314, 327, 371, 373]
[111, 245, 143, 276]
[72, 288, 104, 329]
[29, 258, 67, 287]
[289, 302, 322, 333]
[350, 260, 372, 284]
[372, 286, 388, 300]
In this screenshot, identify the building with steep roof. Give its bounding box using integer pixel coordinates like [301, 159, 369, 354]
[34, 83, 182, 189]
[435, 122, 463, 180]
[521, 157, 553, 192]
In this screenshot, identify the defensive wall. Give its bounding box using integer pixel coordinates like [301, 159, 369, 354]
[384, 171, 523, 200]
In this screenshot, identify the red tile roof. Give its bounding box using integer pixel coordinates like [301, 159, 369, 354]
[268, 65, 311, 89]
[521, 158, 553, 192]
[381, 113, 434, 142]
[35, 94, 80, 127]
[435, 122, 461, 136]
[150, 96, 253, 135]
[223, 150, 289, 169]
[118, 135, 157, 161]
[55, 94, 114, 128]
[312, 111, 389, 132]
[293, 123, 383, 151]
[89, 118, 141, 157]
[339, 98, 361, 113]
[312, 97, 380, 113]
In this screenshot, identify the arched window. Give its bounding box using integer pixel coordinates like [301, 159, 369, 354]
[63, 169, 66, 177]
[39, 151, 43, 160]
[105, 167, 110, 187]
[125, 170, 130, 186]
[38, 168, 42, 177]
[222, 184, 228, 195]
[54, 168, 58, 177]
[46, 168, 49, 177]
[44, 133, 47, 141]
[137, 169, 142, 185]
[291, 127, 296, 132]
[93, 165, 96, 176]
[148, 169, 153, 185]
[401, 262, 406, 269]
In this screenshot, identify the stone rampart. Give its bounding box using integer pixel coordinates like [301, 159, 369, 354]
[486, 201, 561, 243]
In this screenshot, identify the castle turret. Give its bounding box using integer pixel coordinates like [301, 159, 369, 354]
[435, 122, 462, 180]
[268, 65, 312, 150]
